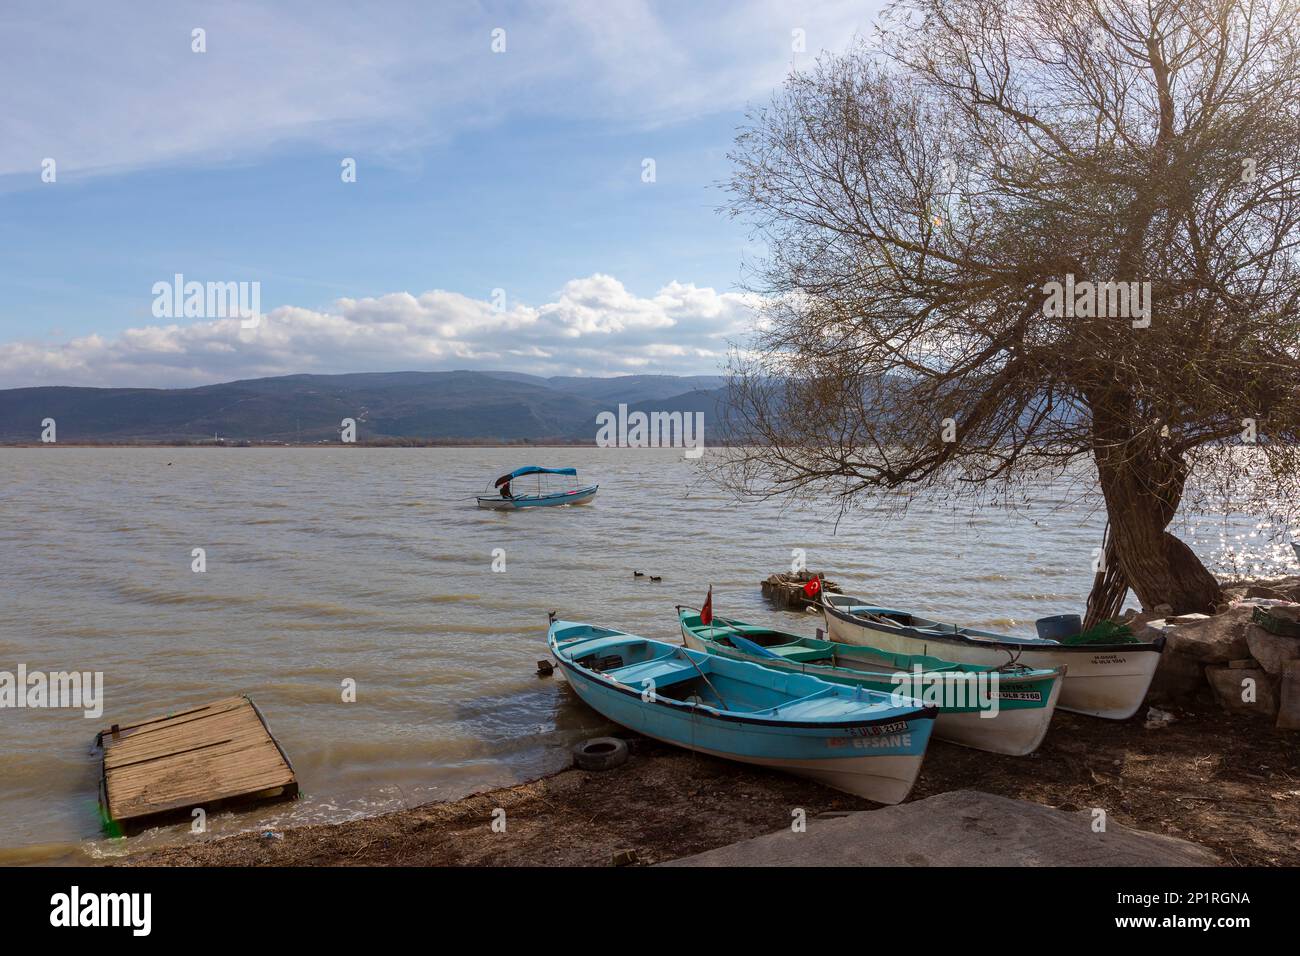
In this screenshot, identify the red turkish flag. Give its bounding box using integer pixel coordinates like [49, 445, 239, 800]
[700, 587, 713, 626]
[803, 577, 822, 597]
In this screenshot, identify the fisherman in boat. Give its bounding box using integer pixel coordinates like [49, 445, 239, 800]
[500, 480, 512, 499]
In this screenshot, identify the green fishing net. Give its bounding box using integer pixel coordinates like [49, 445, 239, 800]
[1063, 619, 1139, 645]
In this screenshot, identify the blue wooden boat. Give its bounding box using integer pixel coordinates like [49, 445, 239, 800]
[476, 466, 598, 510]
[548, 617, 937, 803]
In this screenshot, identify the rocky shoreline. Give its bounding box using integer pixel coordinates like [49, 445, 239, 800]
[1141, 575, 1300, 729]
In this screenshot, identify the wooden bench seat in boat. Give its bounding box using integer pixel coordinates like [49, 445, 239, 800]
[602, 657, 698, 688]
[747, 687, 892, 720]
[768, 645, 835, 663]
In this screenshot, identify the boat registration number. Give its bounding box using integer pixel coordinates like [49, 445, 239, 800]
[846, 720, 909, 737]
[1091, 654, 1129, 665]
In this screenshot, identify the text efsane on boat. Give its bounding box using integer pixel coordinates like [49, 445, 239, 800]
[548, 616, 937, 803]
[678, 605, 1063, 756]
[476, 466, 598, 510]
[820, 593, 1163, 720]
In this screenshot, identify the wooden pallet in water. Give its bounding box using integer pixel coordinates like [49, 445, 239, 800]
[761, 571, 842, 610]
[96, 695, 298, 834]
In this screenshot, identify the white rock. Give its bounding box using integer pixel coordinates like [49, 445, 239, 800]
[1144, 706, 1176, 729]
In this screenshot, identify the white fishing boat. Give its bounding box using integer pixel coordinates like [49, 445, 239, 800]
[821, 593, 1164, 720]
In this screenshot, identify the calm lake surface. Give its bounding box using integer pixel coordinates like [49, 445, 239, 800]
[0, 447, 1291, 863]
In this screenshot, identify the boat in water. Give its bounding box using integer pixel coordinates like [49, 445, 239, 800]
[678, 607, 1063, 756]
[820, 593, 1163, 720]
[548, 617, 937, 803]
[476, 466, 597, 510]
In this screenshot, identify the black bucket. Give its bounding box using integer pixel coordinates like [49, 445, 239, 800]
[1035, 614, 1082, 641]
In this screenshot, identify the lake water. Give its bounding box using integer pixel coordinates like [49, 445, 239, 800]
[0, 446, 1290, 863]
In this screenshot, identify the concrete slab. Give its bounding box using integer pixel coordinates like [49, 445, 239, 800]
[663, 790, 1218, 867]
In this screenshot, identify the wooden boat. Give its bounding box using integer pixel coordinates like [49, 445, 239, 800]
[678, 608, 1063, 756]
[476, 466, 597, 510]
[821, 593, 1164, 720]
[548, 617, 937, 803]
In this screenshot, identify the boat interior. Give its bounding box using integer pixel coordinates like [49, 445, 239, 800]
[829, 599, 1057, 645]
[553, 626, 900, 720]
[685, 615, 992, 675]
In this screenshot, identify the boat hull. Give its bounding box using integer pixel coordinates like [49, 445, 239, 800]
[681, 624, 1062, 756]
[477, 485, 598, 510]
[930, 679, 1062, 754]
[821, 599, 1162, 720]
[663, 739, 928, 805]
[558, 658, 932, 803]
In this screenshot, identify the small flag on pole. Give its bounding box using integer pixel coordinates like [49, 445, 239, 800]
[802, 576, 822, 598]
[700, 586, 713, 626]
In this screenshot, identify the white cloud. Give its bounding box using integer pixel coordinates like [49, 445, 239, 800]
[0, 0, 874, 178]
[0, 275, 757, 388]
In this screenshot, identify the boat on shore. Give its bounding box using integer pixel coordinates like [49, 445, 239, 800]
[678, 607, 1063, 756]
[820, 593, 1164, 720]
[476, 466, 597, 510]
[548, 617, 937, 803]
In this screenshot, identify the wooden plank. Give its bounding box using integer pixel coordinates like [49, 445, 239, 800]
[103, 705, 266, 770]
[97, 695, 297, 830]
[101, 696, 248, 739]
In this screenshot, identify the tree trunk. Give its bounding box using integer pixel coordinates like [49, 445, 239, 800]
[1091, 438, 1222, 615]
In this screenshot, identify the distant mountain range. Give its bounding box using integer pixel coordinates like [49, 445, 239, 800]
[0, 371, 730, 444]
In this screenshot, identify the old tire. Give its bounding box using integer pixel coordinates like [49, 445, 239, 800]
[573, 737, 628, 771]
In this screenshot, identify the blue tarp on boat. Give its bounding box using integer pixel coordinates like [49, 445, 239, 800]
[494, 466, 577, 487]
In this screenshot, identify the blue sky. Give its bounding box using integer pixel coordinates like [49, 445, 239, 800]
[0, 0, 880, 387]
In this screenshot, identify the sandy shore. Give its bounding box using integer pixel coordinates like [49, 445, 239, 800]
[124, 700, 1299, 867]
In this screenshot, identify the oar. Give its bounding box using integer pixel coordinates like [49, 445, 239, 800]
[676, 645, 730, 711]
[858, 609, 901, 628]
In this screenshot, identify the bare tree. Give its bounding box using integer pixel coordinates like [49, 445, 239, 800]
[721, 0, 1300, 620]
